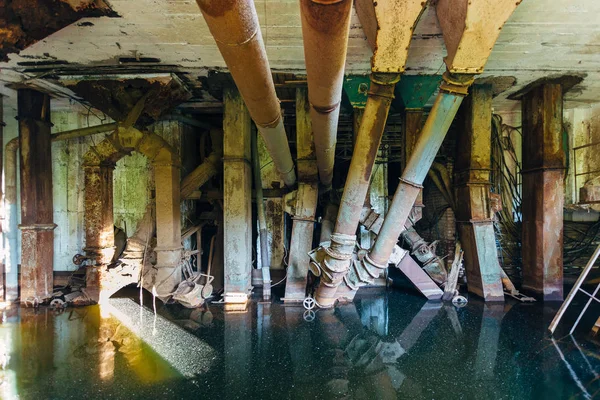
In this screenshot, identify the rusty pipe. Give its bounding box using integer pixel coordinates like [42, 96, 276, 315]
[51, 122, 117, 142]
[300, 0, 352, 187]
[180, 129, 223, 199]
[367, 72, 474, 268]
[196, 0, 296, 187]
[313, 73, 400, 308]
[3, 138, 19, 301]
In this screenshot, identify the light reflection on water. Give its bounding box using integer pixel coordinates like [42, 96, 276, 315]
[0, 290, 599, 400]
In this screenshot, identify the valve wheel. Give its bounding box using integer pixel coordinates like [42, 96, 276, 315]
[452, 295, 468, 307]
[73, 254, 87, 266]
[303, 296, 316, 310]
[303, 309, 316, 322]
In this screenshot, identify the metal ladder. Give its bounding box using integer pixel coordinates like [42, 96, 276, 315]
[549, 243, 600, 335]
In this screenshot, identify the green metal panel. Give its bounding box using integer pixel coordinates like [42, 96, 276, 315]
[342, 75, 371, 109]
[396, 75, 442, 110]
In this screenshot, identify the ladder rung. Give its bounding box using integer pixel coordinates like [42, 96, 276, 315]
[578, 288, 600, 304]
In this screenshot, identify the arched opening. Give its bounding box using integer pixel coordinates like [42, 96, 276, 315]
[82, 127, 182, 303]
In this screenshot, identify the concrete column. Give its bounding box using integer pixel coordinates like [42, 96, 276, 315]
[153, 160, 182, 296]
[284, 88, 318, 301]
[83, 164, 115, 264]
[83, 164, 116, 301]
[223, 87, 252, 305]
[454, 84, 504, 301]
[4, 138, 19, 302]
[17, 89, 56, 302]
[521, 83, 565, 301]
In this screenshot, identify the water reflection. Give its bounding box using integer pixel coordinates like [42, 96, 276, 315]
[1, 290, 599, 400]
[0, 304, 192, 399]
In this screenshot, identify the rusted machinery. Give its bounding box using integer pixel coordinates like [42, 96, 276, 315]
[310, 0, 523, 308]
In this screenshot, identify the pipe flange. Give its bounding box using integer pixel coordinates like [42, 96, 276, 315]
[309, 261, 322, 277]
[330, 233, 357, 246]
[440, 71, 475, 96]
[354, 259, 372, 284]
[320, 266, 334, 282]
[344, 273, 361, 291]
[257, 112, 283, 129]
[324, 246, 354, 261]
[364, 254, 388, 270]
[322, 256, 351, 274]
[370, 72, 402, 86]
[398, 178, 423, 190]
[311, 102, 341, 114]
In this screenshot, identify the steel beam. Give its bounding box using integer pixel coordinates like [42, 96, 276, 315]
[223, 87, 253, 306]
[521, 83, 565, 301]
[454, 84, 504, 301]
[17, 89, 56, 303]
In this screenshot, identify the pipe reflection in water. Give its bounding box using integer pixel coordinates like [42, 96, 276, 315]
[2, 293, 600, 398]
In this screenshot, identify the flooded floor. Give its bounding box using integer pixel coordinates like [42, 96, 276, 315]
[1, 288, 599, 400]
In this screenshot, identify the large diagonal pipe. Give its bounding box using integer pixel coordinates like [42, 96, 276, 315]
[310, 0, 428, 308]
[300, 0, 352, 188]
[342, 0, 522, 295]
[196, 0, 296, 187]
[362, 73, 473, 275]
[312, 73, 400, 307]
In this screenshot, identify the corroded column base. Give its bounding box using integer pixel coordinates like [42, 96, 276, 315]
[18, 224, 56, 303]
[458, 221, 504, 302]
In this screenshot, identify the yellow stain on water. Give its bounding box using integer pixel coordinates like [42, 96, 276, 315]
[0, 304, 180, 399]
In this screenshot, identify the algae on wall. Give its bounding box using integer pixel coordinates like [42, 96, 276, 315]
[5, 99, 202, 272]
[112, 153, 151, 237]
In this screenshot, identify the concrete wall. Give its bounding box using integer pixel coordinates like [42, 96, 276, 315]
[564, 104, 600, 205]
[2, 94, 201, 272]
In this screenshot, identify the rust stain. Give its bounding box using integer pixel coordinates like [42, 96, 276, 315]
[196, 0, 236, 17]
[300, 0, 352, 34]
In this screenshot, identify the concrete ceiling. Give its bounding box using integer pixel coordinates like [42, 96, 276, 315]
[0, 0, 598, 112]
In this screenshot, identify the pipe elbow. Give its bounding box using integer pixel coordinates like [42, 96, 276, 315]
[5, 137, 19, 152]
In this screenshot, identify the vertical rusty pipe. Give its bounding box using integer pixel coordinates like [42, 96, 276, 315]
[368, 73, 473, 267]
[252, 129, 271, 300]
[314, 73, 400, 307]
[196, 0, 296, 187]
[3, 138, 19, 301]
[300, 0, 352, 188]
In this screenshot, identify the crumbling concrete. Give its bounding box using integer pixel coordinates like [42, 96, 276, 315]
[0, 0, 115, 62]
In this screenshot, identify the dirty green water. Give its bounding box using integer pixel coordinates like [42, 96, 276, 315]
[1, 289, 599, 400]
